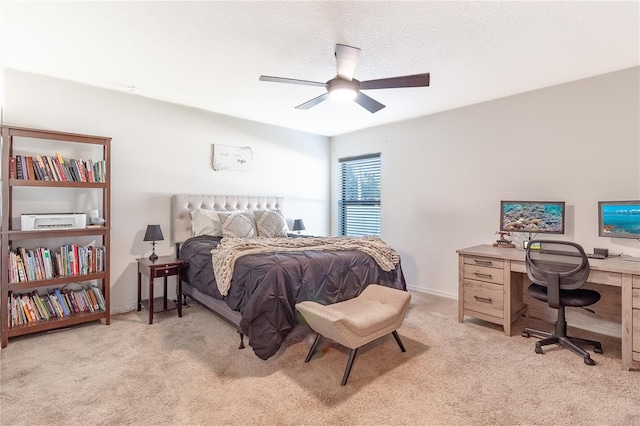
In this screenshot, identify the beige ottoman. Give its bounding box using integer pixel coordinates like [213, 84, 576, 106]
[295, 284, 411, 385]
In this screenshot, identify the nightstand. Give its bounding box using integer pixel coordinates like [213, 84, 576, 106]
[136, 256, 185, 324]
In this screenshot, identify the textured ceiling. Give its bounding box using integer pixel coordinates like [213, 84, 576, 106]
[2, 1, 639, 136]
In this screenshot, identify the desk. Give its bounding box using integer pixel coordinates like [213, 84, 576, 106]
[457, 244, 640, 371]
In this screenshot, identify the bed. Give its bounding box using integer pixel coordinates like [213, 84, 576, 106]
[172, 194, 407, 360]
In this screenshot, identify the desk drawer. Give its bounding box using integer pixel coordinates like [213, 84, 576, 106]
[463, 264, 504, 285]
[151, 265, 180, 278]
[463, 279, 504, 318]
[464, 256, 504, 270]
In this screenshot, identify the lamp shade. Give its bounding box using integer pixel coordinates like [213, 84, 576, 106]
[292, 219, 305, 232]
[143, 225, 164, 242]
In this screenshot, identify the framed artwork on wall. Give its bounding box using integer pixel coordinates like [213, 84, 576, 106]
[212, 144, 253, 172]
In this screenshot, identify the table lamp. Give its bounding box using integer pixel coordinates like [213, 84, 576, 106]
[143, 225, 164, 261]
[292, 219, 305, 235]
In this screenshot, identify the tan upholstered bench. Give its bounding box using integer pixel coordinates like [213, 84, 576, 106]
[296, 284, 411, 385]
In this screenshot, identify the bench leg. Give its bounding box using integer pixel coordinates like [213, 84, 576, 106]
[392, 330, 406, 352]
[341, 348, 359, 386]
[305, 333, 322, 363]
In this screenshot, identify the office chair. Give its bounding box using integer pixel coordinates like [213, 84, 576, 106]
[521, 240, 603, 365]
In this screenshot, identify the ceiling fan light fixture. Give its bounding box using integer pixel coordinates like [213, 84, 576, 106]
[328, 78, 359, 102]
[259, 44, 429, 113]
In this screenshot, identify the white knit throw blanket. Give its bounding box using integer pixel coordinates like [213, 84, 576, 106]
[211, 236, 400, 296]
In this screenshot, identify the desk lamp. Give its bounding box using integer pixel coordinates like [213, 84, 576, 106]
[143, 225, 164, 261]
[292, 219, 305, 235]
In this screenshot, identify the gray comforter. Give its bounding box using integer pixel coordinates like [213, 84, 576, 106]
[179, 235, 407, 359]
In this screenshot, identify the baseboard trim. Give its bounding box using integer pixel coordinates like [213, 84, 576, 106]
[406, 285, 457, 300]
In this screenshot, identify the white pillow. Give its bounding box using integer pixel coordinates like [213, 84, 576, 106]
[190, 209, 223, 237]
[218, 211, 257, 239]
[254, 209, 288, 238]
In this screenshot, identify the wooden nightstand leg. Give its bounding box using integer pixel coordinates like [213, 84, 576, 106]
[137, 271, 142, 311]
[148, 277, 154, 325]
[163, 276, 168, 311]
[178, 279, 183, 318]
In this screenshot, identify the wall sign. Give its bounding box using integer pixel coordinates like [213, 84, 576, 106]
[212, 144, 253, 172]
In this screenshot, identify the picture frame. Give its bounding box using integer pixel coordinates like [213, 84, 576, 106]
[211, 144, 253, 172]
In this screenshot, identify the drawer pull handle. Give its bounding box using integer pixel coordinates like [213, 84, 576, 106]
[474, 260, 493, 266]
[474, 273, 493, 279]
[474, 296, 492, 304]
[164, 269, 169, 274]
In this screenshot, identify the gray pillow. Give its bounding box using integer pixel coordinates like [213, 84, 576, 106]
[254, 209, 288, 238]
[218, 211, 256, 239]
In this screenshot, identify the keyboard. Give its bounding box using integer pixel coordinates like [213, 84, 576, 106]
[586, 253, 606, 259]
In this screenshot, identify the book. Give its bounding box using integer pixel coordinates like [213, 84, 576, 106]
[25, 156, 35, 180]
[75, 159, 87, 182]
[21, 294, 35, 322]
[65, 160, 77, 181]
[9, 157, 17, 179]
[73, 290, 84, 312]
[17, 294, 27, 325]
[29, 156, 43, 180]
[86, 288, 99, 310]
[20, 155, 29, 179]
[64, 290, 79, 313]
[45, 156, 61, 181]
[81, 289, 95, 312]
[13, 293, 21, 326]
[35, 155, 51, 181]
[54, 289, 70, 316]
[48, 293, 64, 317]
[15, 254, 27, 282]
[8, 252, 16, 283]
[8, 292, 15, 327]
[53, 155, 68, 182]
[32, 292, 50, 320]
[42, 293, 57, 318]
[16, 155, 23, 179]
[91, 285, 106, 311]
[63, 291, 74, 313]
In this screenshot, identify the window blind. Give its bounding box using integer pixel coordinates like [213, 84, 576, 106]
[338, 154, 381, 236]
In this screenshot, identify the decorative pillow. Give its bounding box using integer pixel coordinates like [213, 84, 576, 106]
[254, 209, 288, 238]
[218, 211, 257, 239]
[190, 209, 223, 237]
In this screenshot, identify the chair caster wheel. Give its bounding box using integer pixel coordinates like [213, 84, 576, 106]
[535, 346, 543, 355]
[594, 346, 603, 354]
[584, 357, 595, 366]
[522, 331, 530, 338]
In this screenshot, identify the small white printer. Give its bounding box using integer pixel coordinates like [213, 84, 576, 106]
[21, 213, 87, 230]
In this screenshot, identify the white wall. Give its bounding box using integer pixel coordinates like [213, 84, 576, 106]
[3, 70, 331, 313]
[3, 67, 639, 309]
[331, 67, 640, 298]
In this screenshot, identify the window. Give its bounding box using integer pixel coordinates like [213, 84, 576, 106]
[338, 153, 381, 236]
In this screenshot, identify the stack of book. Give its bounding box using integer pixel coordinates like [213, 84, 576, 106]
[8, 245, 106, 283]
[8, 152, 107, 182]
[7, 285, 106, 327]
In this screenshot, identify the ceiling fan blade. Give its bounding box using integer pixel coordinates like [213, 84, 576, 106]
[259, 75, 326, 87]
[335, 44, 361, 81]
[295, 93, 330, 110]
[354, 92, 385, 113]
[360, 73, 430, 90]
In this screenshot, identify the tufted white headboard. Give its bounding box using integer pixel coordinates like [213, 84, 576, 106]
[171, 194, 284, 244]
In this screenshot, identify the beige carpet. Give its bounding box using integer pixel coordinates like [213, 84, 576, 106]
[1, 291, 639, 425]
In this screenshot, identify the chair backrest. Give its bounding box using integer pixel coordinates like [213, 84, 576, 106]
[525, 240, 590, 291]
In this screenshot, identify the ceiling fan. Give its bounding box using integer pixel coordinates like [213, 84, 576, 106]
[259, 44, 430, 113]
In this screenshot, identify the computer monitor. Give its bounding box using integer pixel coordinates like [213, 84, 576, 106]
[500, 201, 565, 235]
[598, 200, 640, 239]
